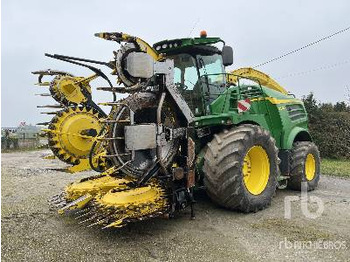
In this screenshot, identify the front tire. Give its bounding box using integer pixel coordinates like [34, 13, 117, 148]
[287, 142, 320, 191]
[203, 124, 279, 213]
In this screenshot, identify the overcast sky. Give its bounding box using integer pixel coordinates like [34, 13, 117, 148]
[2, 0, 350, 126]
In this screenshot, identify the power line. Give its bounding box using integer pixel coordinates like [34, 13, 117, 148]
[276, 59, 350, 79]
[188, 18, 200, 37]
[253, 26, 350, 68]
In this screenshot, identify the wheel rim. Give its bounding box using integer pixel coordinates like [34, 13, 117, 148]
[305, 153, 316, 181]
[242, 146, 270, 195]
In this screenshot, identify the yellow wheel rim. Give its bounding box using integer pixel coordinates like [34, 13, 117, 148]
[242, 146, 270, 195]
[305, 153, 316, 181]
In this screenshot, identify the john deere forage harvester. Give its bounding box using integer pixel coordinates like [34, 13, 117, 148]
[42, 31, 320, 228]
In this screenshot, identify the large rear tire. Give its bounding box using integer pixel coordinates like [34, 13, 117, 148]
[203, 124, 279, 212]
[287, 142, 320, 191]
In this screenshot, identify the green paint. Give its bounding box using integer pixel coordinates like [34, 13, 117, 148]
[194, 84, 309, 150]
[161, 39, 311, 177]
[153, 37, 223, 54]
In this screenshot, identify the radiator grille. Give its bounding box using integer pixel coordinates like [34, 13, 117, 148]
[286, 104, 306, 121]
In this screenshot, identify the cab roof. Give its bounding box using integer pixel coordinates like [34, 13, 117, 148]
[153, 37, 223, 55]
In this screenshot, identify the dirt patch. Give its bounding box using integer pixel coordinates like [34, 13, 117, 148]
[251, 218, 333, 241]
[2, 150, 350, 262]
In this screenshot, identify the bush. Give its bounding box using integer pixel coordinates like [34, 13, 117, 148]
[303, 93, 350, 159]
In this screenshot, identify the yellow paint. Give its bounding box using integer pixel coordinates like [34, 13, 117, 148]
[305, 153, 316, 181]
[47, 106, 108, 173]
[95, 32, 161, 61]
[135, 38, 161, 61]
[229, 67, 289, 95]
[65, 175, 131, 201]
[67, 159, 95, 173]
[265, 97, 300, 105]
[250, 97, 301, 105]
[45, 129, 100, 140]
[61, 172, 168, 228]
[242, 146, 270, 195]
[96, 182, 168, 228]
[50, 107, 101, 160]
[101, 186, 161, 206]
[51, 75, 95, 105]
[58, 194, 93, 214]
[119, 33, 161, 61]
[43, 154, 56, 160]
[35, 81, 50, 86]
[104, 219, 125, 228]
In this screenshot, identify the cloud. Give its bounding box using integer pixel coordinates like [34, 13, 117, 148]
[2, 0, 350, 126]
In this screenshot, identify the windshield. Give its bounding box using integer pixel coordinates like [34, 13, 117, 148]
[197, 53, 225, 83]
[173, 54, 198, 90]
[172, 53, 225, 89]
[171, 52, 226, 115]
[197, 54, 227, 103]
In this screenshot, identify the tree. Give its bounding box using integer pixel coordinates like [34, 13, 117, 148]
[334, 101, 349, 112]
[302, 93, 350, 159]
[303, 93, 318, 115]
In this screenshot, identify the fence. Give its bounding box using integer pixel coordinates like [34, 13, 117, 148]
[1, 135, 48, 151]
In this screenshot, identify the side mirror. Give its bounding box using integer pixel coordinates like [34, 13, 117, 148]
[126, 52, 155, 78]
[222, 46, 233, 66]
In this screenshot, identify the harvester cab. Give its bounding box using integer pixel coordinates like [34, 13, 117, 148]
[153, 33, 232, 117]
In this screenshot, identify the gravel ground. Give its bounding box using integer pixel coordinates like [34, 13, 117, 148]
[2, 150, 350, 262]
